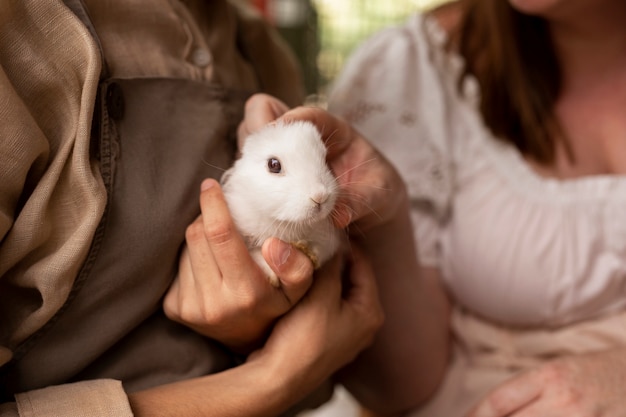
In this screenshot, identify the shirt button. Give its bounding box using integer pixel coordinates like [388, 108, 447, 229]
[191, 48, 212, 67]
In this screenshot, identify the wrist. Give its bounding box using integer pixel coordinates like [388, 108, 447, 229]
[248, 346, 327, 407]
[129, 357, 304, 417]
[218, 321, 274, 356]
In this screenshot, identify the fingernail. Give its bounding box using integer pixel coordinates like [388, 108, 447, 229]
[271, 240, 291, 267]
[201, 179, 215, 191]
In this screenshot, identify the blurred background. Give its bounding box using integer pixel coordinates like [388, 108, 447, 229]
[248, 0, 450, 101]
[242, 0, 449, 415]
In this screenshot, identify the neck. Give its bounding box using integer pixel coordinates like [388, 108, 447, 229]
[548, 2, 626, 89]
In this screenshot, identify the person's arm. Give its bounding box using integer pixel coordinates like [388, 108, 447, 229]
[278, 105, 451, 414]
[164, 94, 450, 413]
[184, 94, 450, 413]
[134, 247, 383, 417]
[340, 199, 451, 413]
[2, 247, 381, 417]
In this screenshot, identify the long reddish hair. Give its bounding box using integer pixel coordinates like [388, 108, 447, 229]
[442, 0, 569, 163]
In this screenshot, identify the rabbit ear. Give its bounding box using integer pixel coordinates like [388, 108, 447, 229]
[220, 167, 234, 186]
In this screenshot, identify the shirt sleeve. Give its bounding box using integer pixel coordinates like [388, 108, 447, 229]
[0, 5, 114, 414]
[0, 0, 106, 351]
[328, 13, 455, 267]
[10, 380, 133, 417]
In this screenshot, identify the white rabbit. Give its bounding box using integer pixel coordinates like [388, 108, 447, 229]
[221, 120, 342, 287]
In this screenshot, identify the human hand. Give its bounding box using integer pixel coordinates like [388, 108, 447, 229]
[239, 94, 406, 231]
[250, 244, 385, 396]
[163, 179, 315, 353]
[133, 248, 381, 416]
[466, 350, 626, 417]
[237, 93, 290, 148]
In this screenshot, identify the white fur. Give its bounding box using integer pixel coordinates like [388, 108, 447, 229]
[221, 121, 342, 287]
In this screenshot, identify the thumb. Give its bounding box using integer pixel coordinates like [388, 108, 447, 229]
[262, 238, 314, 306]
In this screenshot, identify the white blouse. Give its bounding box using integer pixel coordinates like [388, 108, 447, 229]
[328, 13, 626, 328]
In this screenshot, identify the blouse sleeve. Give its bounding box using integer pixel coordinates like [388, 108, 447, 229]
[12, 380, 133, 417]
[328, 13, 455, 267]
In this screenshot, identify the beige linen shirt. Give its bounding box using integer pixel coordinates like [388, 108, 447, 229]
[0, 0, 303, 415]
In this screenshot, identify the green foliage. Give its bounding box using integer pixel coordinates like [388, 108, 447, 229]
[313, 0, 450, 92]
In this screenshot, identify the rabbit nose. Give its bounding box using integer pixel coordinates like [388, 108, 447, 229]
[310, 192, 329, 210]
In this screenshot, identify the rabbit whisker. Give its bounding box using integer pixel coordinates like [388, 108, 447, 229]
[201, 158, 227, 172]
[334, 158, 378, 180]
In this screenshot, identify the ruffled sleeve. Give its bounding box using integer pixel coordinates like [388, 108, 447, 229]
[328, 13, 456, 267]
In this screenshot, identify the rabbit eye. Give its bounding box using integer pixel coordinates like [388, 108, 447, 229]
[267, 157, 282, 174]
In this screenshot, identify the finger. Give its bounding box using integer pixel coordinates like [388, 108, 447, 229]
[162, 270, 182, 319]
[237, 94, 290, 148]
[184, 217, 219, 291]
[163, 246, 198, 321]
[507, 400, 547, 417]
[307, 254, 343, 302]
[262, 238, 314, 305]
[342, 246, 381, 309]
[198, 179, 257, 282]
[466, 371, 542, 417]
[279, 106, 355, 160]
